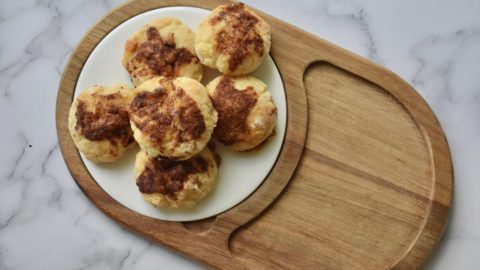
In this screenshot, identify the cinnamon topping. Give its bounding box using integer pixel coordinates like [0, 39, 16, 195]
[137, 155, 209, 197]
[211, 77, 258, 145]
[75, 93, 133, 146]
[128, 27, 198, 77]
[130, 79, 206, 147]
[210, 3, 265, 71]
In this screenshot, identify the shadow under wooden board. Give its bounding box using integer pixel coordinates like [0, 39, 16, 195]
[56, 0, 453, 269]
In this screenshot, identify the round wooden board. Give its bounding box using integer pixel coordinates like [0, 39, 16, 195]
[56, 1, 453, 269]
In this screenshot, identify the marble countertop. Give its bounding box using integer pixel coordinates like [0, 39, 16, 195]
[1, 0, 479, 269]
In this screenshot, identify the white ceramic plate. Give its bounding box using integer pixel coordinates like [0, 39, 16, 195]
[75, 6, 286, 221]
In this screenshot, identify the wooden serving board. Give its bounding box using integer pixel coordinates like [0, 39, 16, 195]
[56, 0, 453, 269]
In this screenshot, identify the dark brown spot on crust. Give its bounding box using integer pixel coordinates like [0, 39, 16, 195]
[127, 27, 199, 78]
[207, 141, 221, 166]
[75, 93, 133, 147]
[125, 39, 138, 53]
[137, 155, 209, 198]
[130, 79, 206, 148]
[211, 76, 257, 145]
[210, 3, 265, 71]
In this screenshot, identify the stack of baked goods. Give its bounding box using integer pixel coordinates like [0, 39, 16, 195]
[68, 3, 277, 209]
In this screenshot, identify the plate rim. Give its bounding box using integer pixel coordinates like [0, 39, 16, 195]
[55, 0, 307, 249]
[73, 6, 289, 222]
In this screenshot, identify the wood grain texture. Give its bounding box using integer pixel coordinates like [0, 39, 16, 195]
[56, 0, 453, 269]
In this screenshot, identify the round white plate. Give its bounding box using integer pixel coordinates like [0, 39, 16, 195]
[75, 6, 286, 221]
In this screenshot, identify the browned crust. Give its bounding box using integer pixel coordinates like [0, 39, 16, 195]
[137, 154, 209, 197]
[129, 78, 206, 150]
[210, 3, 265, 71]
[210, 76, 257, 145]
[75, 93, 133, 146]
[207, 141, 222, 166]
[126, 27, 199, 79]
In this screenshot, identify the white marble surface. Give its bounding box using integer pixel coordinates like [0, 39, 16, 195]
[0, 0, 479, 269]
